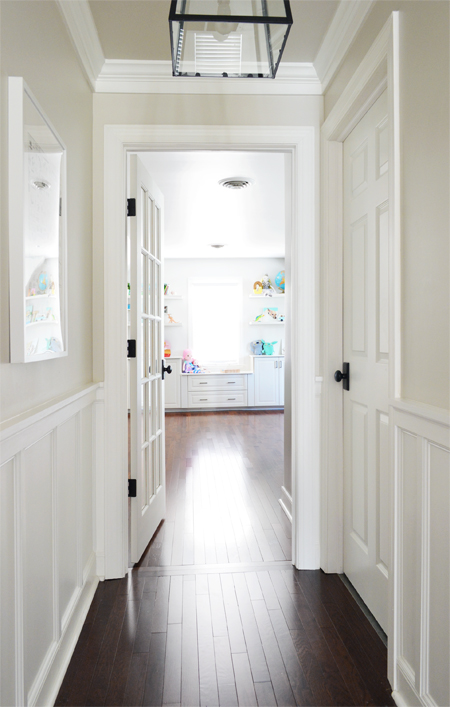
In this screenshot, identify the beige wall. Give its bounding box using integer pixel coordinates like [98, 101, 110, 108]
[0, 1, 93, 422]
[325, 1, 450, 410]
[92, 93, 323, 383]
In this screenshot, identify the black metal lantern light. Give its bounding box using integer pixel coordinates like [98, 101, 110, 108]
[169, 0, 293, 79]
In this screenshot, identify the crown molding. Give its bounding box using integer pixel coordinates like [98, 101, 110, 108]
[314, 0, 375, 92]
[94, 60, 322, 95]
[56, 0, 104, 90]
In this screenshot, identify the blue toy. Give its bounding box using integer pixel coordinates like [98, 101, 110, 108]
[250, 340, 264, 355]
[261, 340, 277, 355]
[275, 270, 285, 292]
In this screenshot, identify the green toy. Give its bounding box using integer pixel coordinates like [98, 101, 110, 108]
[261, 340, 277, 355]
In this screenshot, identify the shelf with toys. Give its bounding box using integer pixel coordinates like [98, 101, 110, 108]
[249, 294, 285, 299]
[249, 320, 284, 325]
[164, 295, 183, 300]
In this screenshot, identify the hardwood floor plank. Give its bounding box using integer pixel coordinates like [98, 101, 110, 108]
[133, 595, 156, 653]
[269, 608, 314, 706]
[196, 592, 219, 706]
[208, 574, 228, 637]
[181, 577, 200, 707]
[232, 573, 270, 683]
[252, 600, 296, 707]
[163, 623, 182, 705]
[142, 632, 167, 707]
[122, 652, 149, 707]
[168, 575, 183, 625]
[255, 571, 280, 611]
[232, 652, 258, 707]
[220, 574, 247, 655]
[105, 600, 142, 707]
[152, 576, 171, 634]
[254, 681, 277, 707]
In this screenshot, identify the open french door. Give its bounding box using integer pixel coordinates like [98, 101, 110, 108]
[129, 154, 166, 563]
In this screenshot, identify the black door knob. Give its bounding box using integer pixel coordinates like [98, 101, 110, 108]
[162, 361, 172, 380]
[334, 362, 350, 391]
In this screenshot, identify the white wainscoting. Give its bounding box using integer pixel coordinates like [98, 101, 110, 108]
[0, 383, 102, 707]
[391, 402, 450, 707]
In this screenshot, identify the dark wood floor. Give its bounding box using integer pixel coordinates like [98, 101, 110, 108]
[56, 411, 394, 707]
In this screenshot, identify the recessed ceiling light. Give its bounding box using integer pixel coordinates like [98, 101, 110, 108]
[218, 177, 254, 190]
[210, 244, 226, 248]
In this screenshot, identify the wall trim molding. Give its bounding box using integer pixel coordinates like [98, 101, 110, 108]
[101, 123, 319, 577]
[314, 0, 375, 92]
[95, 60, 322, 95]
[56, 0, 104, 90]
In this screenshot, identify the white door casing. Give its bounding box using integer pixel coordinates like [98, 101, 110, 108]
[101, 125, 318, 578]
[129, 155, 166, 563]
[343, 90, 390, 632]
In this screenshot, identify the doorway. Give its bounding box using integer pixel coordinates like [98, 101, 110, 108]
[102, 124, 318, 579]
[127, 148, 290, 567]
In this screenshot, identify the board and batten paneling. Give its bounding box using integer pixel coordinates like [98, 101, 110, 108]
[392, 403, 450, 707]
[0, 384, 101, 707]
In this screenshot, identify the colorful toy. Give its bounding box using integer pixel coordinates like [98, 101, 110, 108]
[167, 313, 178, 324]
[261, 274, 275, 296]
[253, 280, 263, 295]
[250, 340, 264, 355]
[275, 270, 285, 292]
[254, 314, 264, 323]
[261, 339, 277, 355]
[182, 348, 202, 373]
[264, 307, 278, 320]
[164, 340, 171, 357]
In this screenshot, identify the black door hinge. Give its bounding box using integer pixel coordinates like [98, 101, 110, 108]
[128, 479, 137, 497]
[127, 198, 136, 217]
[127, 339, 136, 358]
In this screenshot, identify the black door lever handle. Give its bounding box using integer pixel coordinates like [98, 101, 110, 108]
[162, 361, 172, 380]
[334, 362, 350, 391]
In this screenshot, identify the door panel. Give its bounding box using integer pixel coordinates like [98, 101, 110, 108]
[129, 154, 166, 564]
[343, 90, 390, 632]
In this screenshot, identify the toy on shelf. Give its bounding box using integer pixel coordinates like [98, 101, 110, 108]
[263, 307, 285, 322]
[182, 348, 202, 373]
[275, 270, 285, 292]
[250, 340, 264, 355]
[261, 274, 276, 296]
[253, 313, 264, 323]
[164, 340, 171, 357]
[262, 340, 278, 355]
[253, 280, 263, 295]
[164, 283, 169, 295]
[167, 313, 179, 324]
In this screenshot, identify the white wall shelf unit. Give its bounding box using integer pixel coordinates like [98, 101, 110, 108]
[249, 320, 284, 325]
[165, 322, 182, 327]
[164, 295, 183, 300]
[249, 293, 285, 299]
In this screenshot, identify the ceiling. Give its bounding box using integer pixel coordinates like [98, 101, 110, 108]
[89, 0, 339, 64]
[138, 150, 286, 258]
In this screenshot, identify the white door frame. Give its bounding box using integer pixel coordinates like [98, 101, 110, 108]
[320, 11, 400, 685]
[101, 125, 319, 580]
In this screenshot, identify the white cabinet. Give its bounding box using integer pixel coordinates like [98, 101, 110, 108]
[253, 357, 284, 406]
[185, 373, 248, 408]
[164, 357, 181, 408]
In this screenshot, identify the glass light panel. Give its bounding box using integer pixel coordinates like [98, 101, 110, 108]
[141, 254, 145, 314]
[140, 187, 146, 247]
[170, 0, 292, 78]
[155, 435, 161, 491]
[150, 441, 156, 501]
[141, 382, 148, 443]
[154, 262, 160, 317]
[152, 379, 160, 436]
[141, 317, 147, 380]
[141, 446, 148, 510]
[149, 197, 155, 256]
[155, 206, 161, 261]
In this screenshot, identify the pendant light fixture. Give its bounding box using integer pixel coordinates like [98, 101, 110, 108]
[169, 0, 293, 79]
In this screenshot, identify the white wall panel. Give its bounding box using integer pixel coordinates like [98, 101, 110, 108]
[22, 433, 55, 699]
[377, 411, 390, 572]
[399, 428, 419, 679]
[0, 384, 100, 707]
[57, 417, 79, 625]
[351, 220, 367, 353]
[428, 443, 450, 707]
[351, 402, 368, 546]
[393, 404, 450, 707]
[80, 405, 94, 576]
[1, 459, 17, 707]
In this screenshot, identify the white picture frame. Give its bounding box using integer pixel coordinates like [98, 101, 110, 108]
[8, 76, 68, 363]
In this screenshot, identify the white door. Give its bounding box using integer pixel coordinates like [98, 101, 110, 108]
[342, 91, 390, 632]
[277, 359, 285, 406]
[254, 357, 279, 406]
[129, 154, 166, 563]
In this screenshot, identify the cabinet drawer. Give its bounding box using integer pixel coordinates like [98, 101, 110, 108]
[187, 375, 247, 391]
[188, 391, 247, 407]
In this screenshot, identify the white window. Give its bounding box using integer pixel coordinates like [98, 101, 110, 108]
[188, 277, 242, 363]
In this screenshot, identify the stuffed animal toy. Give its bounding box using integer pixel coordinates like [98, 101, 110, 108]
[261, 274, 275, 296]
[182, 349, 202, 373]
[262, 340, 277, 355]
[250, 340, 264, 355]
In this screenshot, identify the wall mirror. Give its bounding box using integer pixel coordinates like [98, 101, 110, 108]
[8, 77, 67, 362]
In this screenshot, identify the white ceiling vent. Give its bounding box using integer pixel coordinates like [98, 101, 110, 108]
[218, 177, 254, 190]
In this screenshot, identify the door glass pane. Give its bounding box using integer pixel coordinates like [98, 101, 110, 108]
[141, 445, 148, 510]
[140, 187, 146, 247]
[149, 197, 155, 255]
[154, 261, 160, 316]
[145, 193, 151, 252]
[155, 206, 161, 261]
[152, 321, 160, 378]
[141, 382, 149, 443]
[149, 259, 154, 316]
[141, 318, 146, 379]
[141, 254, 148, 314]
[155, 434, 161, 491]
[149, 440, 156, 501]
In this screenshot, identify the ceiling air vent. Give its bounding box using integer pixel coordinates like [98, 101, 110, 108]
[218, 177, 254, 190]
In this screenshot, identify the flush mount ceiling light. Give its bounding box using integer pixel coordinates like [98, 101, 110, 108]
[219, 177, 254, 189]
[210, 244, 226, 248]
[169, 0, 293, 79]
